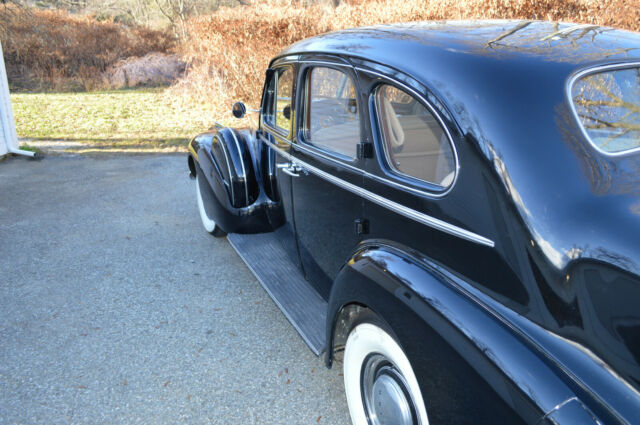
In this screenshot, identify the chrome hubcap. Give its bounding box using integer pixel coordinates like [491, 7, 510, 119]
[362, 354, 417, 425]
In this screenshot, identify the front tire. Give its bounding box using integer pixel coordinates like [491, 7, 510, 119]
[196, 174, 226, 237]
[344, 321, 429, 425]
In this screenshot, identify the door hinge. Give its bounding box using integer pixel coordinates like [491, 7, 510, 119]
[355, 218, 370, 236]
[357, 142, 373, 159]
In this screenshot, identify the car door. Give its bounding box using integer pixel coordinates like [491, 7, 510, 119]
[290, 58, 366, 299]
[259, 62, 301, 266]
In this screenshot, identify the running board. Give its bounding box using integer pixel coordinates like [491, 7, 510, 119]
[227, 233, 327, 356]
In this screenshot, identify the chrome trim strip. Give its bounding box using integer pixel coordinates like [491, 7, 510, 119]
[215, 133, 236, 204]
[355, 66, 461, 198]
[293, 140, 362, 173]
[229, 129, 249, 204]
[298, 60, 352, 68]
[566, 61, 640, 157]
[261, 136, 495, 248]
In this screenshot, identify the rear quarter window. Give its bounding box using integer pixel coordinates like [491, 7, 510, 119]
[375, 84, 456, 188]
[570, 65, 640, 155]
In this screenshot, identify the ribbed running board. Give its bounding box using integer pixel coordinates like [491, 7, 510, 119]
[227, 233, 327, 356]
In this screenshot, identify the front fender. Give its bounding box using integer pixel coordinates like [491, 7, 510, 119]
[188, 128, 284, 234]
[326, 241, 606, 424]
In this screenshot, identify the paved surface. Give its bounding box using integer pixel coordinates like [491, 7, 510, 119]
[0, 155, 350, 424]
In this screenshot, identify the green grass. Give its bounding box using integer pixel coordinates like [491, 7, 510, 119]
[18, 143, 40, 153]
[11, 88, 224, 153]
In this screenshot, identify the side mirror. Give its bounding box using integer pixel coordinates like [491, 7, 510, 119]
[283, 104, 291, 120]
[232, 102, 247, 119]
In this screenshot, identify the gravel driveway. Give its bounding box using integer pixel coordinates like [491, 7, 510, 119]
[0, 155, 350, 424]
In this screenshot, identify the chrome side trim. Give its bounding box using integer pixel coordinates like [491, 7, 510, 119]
[215, 133, 236, 204]
[261, 136, 495, 248]
[355, 66, 461, 198]
[566, 61, 640, 157]
[229, 129, 249, 204]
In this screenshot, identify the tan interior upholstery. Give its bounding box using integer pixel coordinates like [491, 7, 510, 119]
[382, 97, 405, 149]
[382, 113, 455, 187]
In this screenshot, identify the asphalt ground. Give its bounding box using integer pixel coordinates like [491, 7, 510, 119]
[0, 154, 350, 424]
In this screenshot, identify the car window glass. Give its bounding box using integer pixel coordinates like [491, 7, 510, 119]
[274, 67, 293, 134]
[305, 67, 360, 159]
[571, 66, 640, 154]
[376, 84, 456, 188]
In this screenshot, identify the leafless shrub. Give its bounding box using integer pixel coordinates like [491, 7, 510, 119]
[101, 52, 185, 89]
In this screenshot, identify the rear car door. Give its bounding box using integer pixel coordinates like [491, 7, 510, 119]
[290, 58, 366, 298]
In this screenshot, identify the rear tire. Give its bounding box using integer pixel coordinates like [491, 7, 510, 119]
[196, 174, 226, 237]
[344, 321, 429, 425]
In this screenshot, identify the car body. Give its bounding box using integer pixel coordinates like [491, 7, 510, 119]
[187, 20, 640, 425]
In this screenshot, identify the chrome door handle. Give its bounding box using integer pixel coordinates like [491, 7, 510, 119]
[277, 162, 306, 177]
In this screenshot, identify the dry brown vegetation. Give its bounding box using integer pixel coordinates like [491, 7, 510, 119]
[1, 5, 174, 90]
[177, 0, 640, 116]
[3, 0, 640, 113]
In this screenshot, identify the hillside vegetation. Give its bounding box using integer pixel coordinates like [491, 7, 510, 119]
[178, 0, 640, 115]
[1, 5, 174, 90]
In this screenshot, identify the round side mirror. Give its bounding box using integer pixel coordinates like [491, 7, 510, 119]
[232, 102, 247, 119]
[283, 104, 291, 120]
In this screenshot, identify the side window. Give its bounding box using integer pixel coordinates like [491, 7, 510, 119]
[375, 84, 456, 188]
[263, 67, 293, 135]
[303, 67, 360, 159]
[571, 66, 640, 154]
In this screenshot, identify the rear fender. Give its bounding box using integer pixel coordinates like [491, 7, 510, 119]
[327, 241, 590, 424]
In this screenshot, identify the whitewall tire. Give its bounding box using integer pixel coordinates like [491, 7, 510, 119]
[196, 174, 225, 237]
[344, 322, 429, 425]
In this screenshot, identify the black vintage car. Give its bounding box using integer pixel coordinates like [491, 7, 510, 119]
[187, 20, 640, 425]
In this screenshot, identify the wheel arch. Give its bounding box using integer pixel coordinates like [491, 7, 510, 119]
[326, 241, 584, 424]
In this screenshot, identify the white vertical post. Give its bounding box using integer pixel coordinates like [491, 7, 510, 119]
[0, 41, 34, 158]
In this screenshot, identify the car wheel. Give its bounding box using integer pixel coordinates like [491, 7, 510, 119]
[196, 174, 226, 237]
[344, 321, 429, 425]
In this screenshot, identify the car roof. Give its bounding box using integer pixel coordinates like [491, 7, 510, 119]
[277, 20, 640, 75]
[274, 20, 640, 211]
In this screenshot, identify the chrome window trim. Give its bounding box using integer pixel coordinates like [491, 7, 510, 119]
[566, 61, 640, 157]
[297, 63, 361, 162]
[373, 84, 456, 190]
[262, 65, 294, 139]
[298, 60, 353, 68]
[260, 134, 494, 248]
[293, 139, 362, 171]
[271, 55, 300, 66]
[356, 67, 461, 198]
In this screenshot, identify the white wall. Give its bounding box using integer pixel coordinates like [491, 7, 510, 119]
[0, 41, 21, 158]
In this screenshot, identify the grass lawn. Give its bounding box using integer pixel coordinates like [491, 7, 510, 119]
[11, 88, 226, 153]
